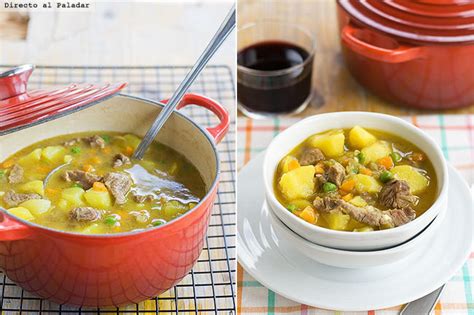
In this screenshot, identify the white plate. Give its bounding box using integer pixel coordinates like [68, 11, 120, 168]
[237, 152, 473, 311]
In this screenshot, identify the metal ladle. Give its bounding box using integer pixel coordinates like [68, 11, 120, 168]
[132, 4, 236, 160]
[43, 4, 235, 186]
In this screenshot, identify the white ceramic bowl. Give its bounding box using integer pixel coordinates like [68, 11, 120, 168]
[269, 200, 446, 268]
[264, 112, 448, 251]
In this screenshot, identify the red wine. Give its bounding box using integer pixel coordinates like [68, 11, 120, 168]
[237, 41, 313, 115]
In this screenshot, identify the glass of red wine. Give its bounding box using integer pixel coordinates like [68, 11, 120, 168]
[237, 21, 315, 119]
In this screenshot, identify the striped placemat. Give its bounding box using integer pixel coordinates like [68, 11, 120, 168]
[237, 114, 474, 314]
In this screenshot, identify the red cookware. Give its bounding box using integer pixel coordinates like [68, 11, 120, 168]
[337, 0, 474, 110]
[0, 65, 229, 306]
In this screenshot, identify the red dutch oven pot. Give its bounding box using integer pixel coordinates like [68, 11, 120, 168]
[337, 0, 474, 110]
[0, 65, 229, 306]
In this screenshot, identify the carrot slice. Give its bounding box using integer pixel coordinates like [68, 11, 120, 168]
[2, 160, 15, 168]
[90, 156, 102, 164]
[377, 156, 394, 169]
[83, 164, 94, 172]
[314, 163, 325, 174]
[124, 146, 133, 156]
[92, 182, 107, 192]
[288, 159, 300, 171]
[360, 167, 373, 176]
[299, 206, 318, 224]
[340, 179, 356, 192]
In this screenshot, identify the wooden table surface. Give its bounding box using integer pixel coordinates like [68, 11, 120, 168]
[237, 0, 474, 116]
[0, 1, 235, 70]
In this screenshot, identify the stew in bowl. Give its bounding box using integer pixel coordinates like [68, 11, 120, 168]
[264, 112, 447, 250]
[274, 126, 437, 232]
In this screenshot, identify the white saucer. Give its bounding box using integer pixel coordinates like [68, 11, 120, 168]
[237, 152, 473, 311]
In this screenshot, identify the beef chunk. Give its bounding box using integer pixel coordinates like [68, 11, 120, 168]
[70, 207, 101, 222]
[379, 179, 417, 209]
[64, 138, 80, 146]
[104, 172, 132, 205]
[325, 161, 346, 187]
[299, 148, 325, 166]
[83, 135, 105, 149]
[315, 174, 327, 188]
[63, 170, 102, 190]
[131, 191, 154, 203]
[313, 197, 416, 228]
[8, 164, 24, 184]
[3, 190, 41, 207]
[113, 153, 131, 168]
[313, 197, 340, 213]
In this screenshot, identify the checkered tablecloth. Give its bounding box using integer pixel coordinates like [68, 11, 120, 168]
[237, 114, 474, 314]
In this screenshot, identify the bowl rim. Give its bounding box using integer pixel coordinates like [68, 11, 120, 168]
[269, 198, 445, 256]
[0, 93, 221, 238]
[263, 111, 449, 238]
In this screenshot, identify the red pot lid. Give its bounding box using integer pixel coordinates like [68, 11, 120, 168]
[338, 0, 474, 44]
[0, 65, 127, 135]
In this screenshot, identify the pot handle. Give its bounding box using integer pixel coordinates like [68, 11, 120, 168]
[0, 64, 35, 101]
[0, 211, 31, 240]
[175, 93, 230, 144]
[341, 24, 423, 63]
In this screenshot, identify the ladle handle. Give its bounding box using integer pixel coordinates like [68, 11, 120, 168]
[133, 4, 236, 160]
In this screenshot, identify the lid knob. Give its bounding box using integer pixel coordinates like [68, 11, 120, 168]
[0, 64, 35, 101]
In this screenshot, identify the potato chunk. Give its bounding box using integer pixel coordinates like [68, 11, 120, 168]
[163, 200, 188, 217]
[308, 130, 345, 158]
[19, 199, 51, 216]
[61, 187, 85, 207]
[353, 174, 382, 193]
[349, 195, 368, 207]
[361, 141, 392, 164]
[8, 207, 35, 221]
[124, 134, 141, 150]
[354, 226, 374, 232]
[391, 165, 429, 194]
[325, 211, 350, 231]
[81, 223, 104, 234]
[19, 180, 44, 196]
[41, 146, 67, 164]
[279, 165, 316, 200]
[84, 189, 112, 209]
[18, 148, 42, 166]
[349, 126, 377, 149]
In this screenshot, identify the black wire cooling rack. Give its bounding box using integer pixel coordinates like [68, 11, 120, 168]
[0, 65, 236, 315]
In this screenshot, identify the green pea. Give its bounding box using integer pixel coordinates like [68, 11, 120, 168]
[71, 147, 81, 154]
[0, 170, 5, 177]
[323, 182, 337, 193]
[357, 152, 366, 164]
[72, 183, 83, 189]
[380, 171, 394, 183]
[390, 152, 402, 163]
[152, 220, 165, 227]
[287, 204, 297, 212]
[104, 215, 118, 225]
[101, 135, 111, 143]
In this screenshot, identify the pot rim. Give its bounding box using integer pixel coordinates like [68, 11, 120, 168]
[0, 93, 221, 238]
[337, 0, 474, 44]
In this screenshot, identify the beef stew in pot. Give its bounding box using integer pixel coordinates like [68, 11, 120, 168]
[0, 132, 206, 234]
